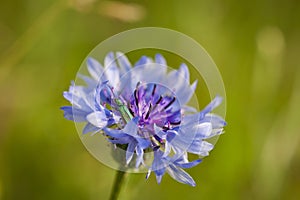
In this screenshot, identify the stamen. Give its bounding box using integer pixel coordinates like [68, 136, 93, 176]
[154, 134, 162, 143]
[152, 84, 157, 96]
[170, 121, 181, 125]
[128, 107, 135, 117]
[150, 136, 161, 148]
[155, 96, 163, 104]
[134, 81, 142, 108]
[136, 81, 141, 88]
[145, 103, 152, 119]
[153, 146, 160, 151]
[150, 95, 162, 114]
[149, 96, 162, 116]
[163, 97, 176, 110]
[134, 90, 139, 109]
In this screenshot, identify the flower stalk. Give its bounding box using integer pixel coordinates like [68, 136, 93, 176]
[109, 170, 126, 200]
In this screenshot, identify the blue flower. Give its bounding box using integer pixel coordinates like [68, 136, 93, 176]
[61, 52, 226, 186]
[149, 150, 202, 186]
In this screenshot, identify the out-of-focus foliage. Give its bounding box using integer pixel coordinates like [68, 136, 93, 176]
[0, 0, 300, 199]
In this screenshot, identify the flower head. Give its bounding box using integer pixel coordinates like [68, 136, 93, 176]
[61, 52, 226, 186]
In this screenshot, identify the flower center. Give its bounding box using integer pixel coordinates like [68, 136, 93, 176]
[129, 83, 181, 132]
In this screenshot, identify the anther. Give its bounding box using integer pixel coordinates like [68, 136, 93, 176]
[163, 97, 176, 110]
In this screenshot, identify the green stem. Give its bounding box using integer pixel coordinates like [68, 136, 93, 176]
[109, 170, 127, 200]
[108, 99, 131, 200]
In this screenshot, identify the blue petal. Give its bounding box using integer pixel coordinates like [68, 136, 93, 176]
[63, 91, 73, 102]
[187, 140, 214, 156]
[189, 80, 198, 98]
[130, 64, 165, 92]
[165, 68, 197, 105]
[176, 79, 197, 105]
[60, 106, 87, 122]
[108, 137, 131, 144]
[152, 151, 167, 176]
[103, 128, 128, 138]
[181, 111, 203, 126]
[166, 130, 178, 142]
[180, 122, 212, 139]
[174, 159, 202, 169]
[182, 105, 198, 113]
[162, 141, 171, 157]
[82, 123, 100, 134]
[167, 130, 195, 153]
[63, 90, 84, 109]
[208, 128, 224, 138]
[196, 122, 213, 138]
[179, 63, 190, 81]
[166, 164, 196, 187]
[126, 141, 137, 165]
[154, 124, 166, 139]
[116, 52, 131, 74]
[86, 111, 109, 128]
[117, 71, 132, 101]
[63, 84, 94, 112]
[87, 57, 104, 81]
[134, 56, 151, 66]
[123, 117, 139, 136]
[156, 175, 163, 184]
[135, 146, 144, 168]
[135, 138, 150, 149]
[78, 74, 97, 88]
[95, 82, 114, 105]
[104, 52, 120, 87]
[202, 114, 227, 128]
[104, 52, 116, 68]
[155, 54, 166, 65]
[154, 54, 167, 74]
[201, 96, 223, 114]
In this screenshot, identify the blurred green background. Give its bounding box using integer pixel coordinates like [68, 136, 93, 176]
[1, 0, 300, 199]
